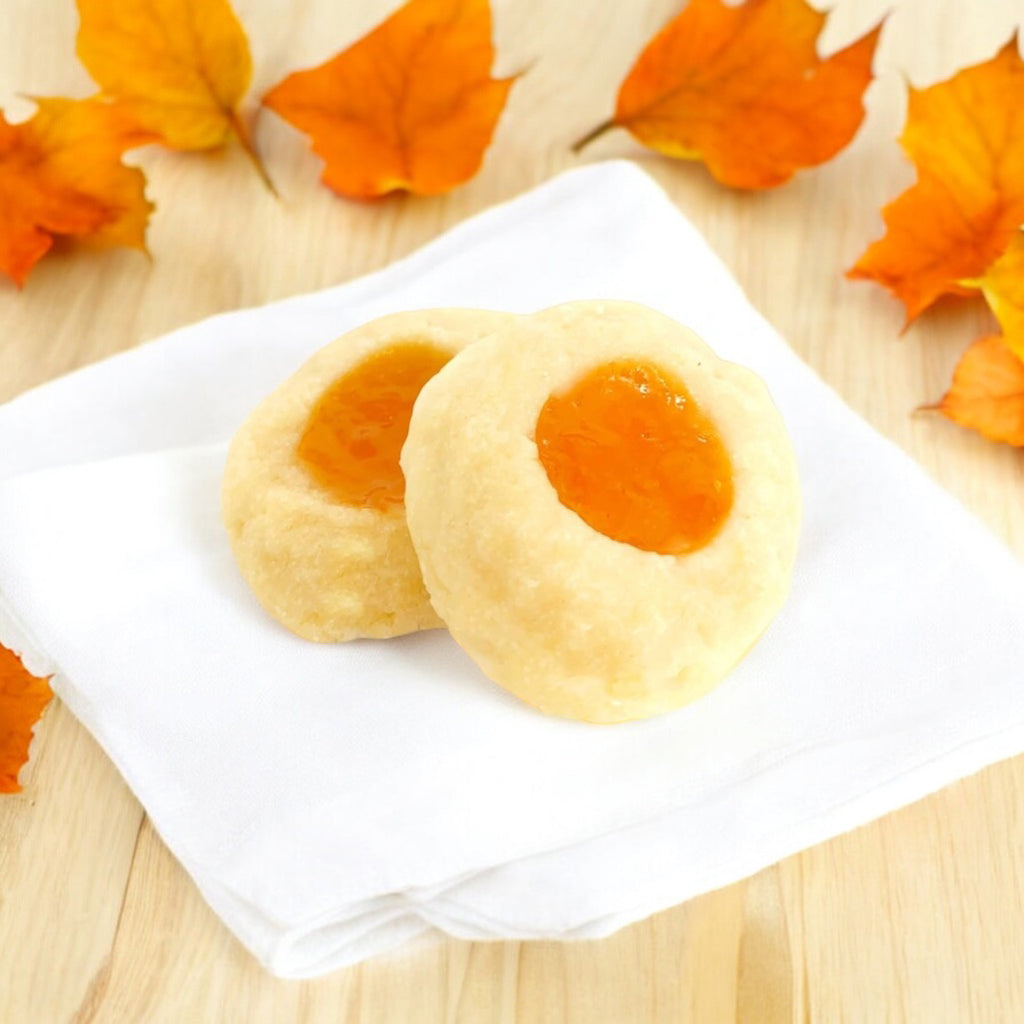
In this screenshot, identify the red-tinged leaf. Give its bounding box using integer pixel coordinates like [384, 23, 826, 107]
[849, 37, 1024, 323]
[1, 644, 53, 794]
[574, 0, 881, 189]
[0, 98, 154, 286]
[262, 0, 515, 199]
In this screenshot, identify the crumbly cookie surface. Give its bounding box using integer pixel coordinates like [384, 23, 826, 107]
[222, 308, 516, 641]
[401, 300, 801, 722]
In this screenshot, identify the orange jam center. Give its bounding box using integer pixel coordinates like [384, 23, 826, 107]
[535, 360, 734, 555]
[297, 341, 451, 510]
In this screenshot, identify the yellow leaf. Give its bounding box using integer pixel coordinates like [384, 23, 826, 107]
[977, 228, 1024, 360]
[75, 0, 260, 163]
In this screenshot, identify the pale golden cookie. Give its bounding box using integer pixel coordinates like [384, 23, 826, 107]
[401, 300, 801, 722]
[222, 308, 516, 641]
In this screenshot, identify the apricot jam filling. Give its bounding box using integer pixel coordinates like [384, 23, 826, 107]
[297, 341, 451, 510]
[535, 360, 734, 555]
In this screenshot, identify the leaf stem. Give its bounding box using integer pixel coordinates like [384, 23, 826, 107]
[571, 119, 617, 155]
[230, 110, 278, 197]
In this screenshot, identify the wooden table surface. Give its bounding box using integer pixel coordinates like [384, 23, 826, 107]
[3, 0, 1024, 1020]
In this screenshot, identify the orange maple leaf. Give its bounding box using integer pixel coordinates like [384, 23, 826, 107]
[75, 0, 270, 186]
[261, 0, 516, 199]
[0, 644, 53, 794]
[849, 36, 1024, 324]
[573, 0, 881, 189]
[0, 98, 154, 286]
[934, 334, 1024, 447]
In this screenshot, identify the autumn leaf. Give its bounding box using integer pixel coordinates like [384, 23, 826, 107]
[933, 228, 1024, 445]
[0, 98, 154, 286]
[262, 0, 516, 199]
[849, 36, 1024, 324]
[975, 228, 1024, 360]
[75, 0, 270, 186]
[573, 0, 881, 189]
[1, 643, 53, 794]
[933, 334, 1024, 446]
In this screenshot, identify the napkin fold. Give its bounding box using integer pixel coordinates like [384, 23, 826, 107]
[3, 162, 1024, 979]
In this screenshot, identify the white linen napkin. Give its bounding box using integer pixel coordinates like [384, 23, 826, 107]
[3, 162, 1024, 979]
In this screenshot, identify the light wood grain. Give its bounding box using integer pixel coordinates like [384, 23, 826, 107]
[2, 1, 1024, 1021]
